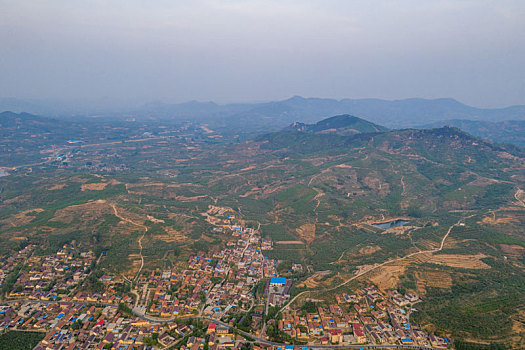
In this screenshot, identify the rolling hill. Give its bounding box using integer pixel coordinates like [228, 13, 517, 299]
[285, 114, 388, 135]
[421, 119, 525, 147]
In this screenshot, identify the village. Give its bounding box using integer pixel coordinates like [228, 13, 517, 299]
[0, 206, 449, 349]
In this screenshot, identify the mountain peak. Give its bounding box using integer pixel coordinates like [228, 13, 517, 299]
[286, 114, 388, 135]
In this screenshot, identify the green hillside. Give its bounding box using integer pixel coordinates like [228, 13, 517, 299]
[285, 114, 389, 135]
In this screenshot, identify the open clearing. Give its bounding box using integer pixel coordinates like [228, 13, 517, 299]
[81, 182, 108, 191]
[367, 264, 406, 290]
[416, 270, 452, 293]
[2, 208, 44, 227]
[51, 200, 111, 223]
[152, 226, 186, 243]
[500, 244, 525, 259]
[240, 165, 256, 171]
[299, 270, 331, 288]
[409, 252, 490, 269]
[359, 245, 382, 255]
[295, 223, 315, 244]
[426, 253, 491, 269]
[480, 215, 520, 225]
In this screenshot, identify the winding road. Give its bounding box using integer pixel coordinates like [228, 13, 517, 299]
[281, 215, 470, 311]
[515, 188, 525, 208]
[111, 203, 148, 283]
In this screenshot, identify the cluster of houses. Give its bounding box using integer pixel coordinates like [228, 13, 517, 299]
[2, 245, 97, 301]
[278, 287, 448, 348]
[0, 205, 453, 349]
[147, 269, 209, 318]
[195, 206, 281, 319]
[71, 289, 133, 306]
[0, 244, 35, 289]
[1, 245, 134, 306]
[0, 299, 193, 349]
[200, 226, 280, 318]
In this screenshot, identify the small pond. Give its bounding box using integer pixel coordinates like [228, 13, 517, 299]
[372, 219, 410, 229]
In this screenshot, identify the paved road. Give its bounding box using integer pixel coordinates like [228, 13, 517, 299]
[1, 299, 443, 350]
[3, 299, 118, 308]
[190, 316, 441, 350]
[133, 312, 443, 350]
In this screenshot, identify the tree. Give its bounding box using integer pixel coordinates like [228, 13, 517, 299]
[71, 319, 83, 330]
[301, 301, 317, 314]
[118, 302, 133, 316]
[241, 342, 253, 350]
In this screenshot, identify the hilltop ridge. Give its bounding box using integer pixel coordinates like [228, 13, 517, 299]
[285, 114, 388, 135]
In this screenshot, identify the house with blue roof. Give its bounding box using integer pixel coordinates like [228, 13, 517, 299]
[270, 277, 287, 286]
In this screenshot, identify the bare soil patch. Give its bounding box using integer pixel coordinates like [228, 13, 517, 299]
[153, 226, 186, 243]
[415, 270, 452, 294]
[295, 224, 315, 244]
[367, 264, 405, 290]
[362, 176, 390, 196]
[2, 208, 44, 227]
[480, 215, 520, 225]
[240, 165, 256, 171]
[510, 309, 525, 346]
[383, 225, 416, 235]
[359, 245, 382, 255]
[299, 270, 331, 288]
[9, 236, 28, 241]
[51, 200, 111, 224]
[124, 257, 142, 276]
[500, 244, 525, 259]
[81, 182, 108, 191]
[126, 182, 205, 201]
[146, 215, 165, 224]
[467, 177, 500, 186]
[174, 195, 207, 201]
[428, 253, 491, 269]
[153, 234, 186, 243]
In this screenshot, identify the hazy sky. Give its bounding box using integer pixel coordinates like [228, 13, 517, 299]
[1, 0, 524, 107]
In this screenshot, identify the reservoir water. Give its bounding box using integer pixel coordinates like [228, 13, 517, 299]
[372, 219, 410, 229]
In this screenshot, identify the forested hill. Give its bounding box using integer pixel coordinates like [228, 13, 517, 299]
[420, 119, 525, 147]
[285, 114, 388, 135]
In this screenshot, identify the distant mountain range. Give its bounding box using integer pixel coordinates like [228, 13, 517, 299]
[131, 96, 525, 130]
[2, 97, 525, 148]
[2, 96, 525, 129]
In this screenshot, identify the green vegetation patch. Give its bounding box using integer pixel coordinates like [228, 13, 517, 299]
[412, 259, 525, 341]
[261, 223, 297, 242]
[0, 331, 45, 350]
